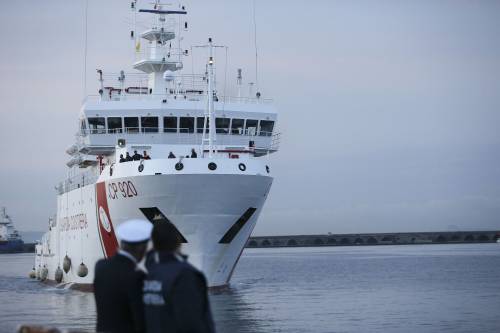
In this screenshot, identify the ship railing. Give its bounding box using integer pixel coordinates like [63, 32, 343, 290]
[56, 171, 99, 195]
[85, 72, 272, 103]
[134, 46, 186, 63]
[83, 93, 273, 104]
[78, 128, 281, 154]
[80, 127, 278, 140]
[95, 72, 207, 96]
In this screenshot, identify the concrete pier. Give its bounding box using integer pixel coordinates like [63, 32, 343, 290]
[246, 231, 500, 248]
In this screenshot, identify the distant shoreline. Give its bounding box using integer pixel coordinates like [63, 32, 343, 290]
[247, 230, 499, 248]
[5, 231, 498, 254]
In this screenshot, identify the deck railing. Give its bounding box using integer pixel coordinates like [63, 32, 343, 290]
[85, 71, 272, 103]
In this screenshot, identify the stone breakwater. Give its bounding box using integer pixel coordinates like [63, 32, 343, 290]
[247, 231, 500, 248]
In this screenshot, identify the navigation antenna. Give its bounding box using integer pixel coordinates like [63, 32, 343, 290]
[82, 0, 89, 100]
[253, 0, 259, 97]
[194, 38, 226, 158]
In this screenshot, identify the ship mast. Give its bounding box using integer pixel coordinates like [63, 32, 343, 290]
[134, 1, 187, 95]
[196, 38, 225, 158]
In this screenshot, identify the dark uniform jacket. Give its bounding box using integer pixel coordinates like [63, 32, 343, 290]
[94, 253, 146, 333]
[143, 251, 215, 333]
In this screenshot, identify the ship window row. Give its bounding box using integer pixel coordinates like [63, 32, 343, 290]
[85, 117, 274, 136]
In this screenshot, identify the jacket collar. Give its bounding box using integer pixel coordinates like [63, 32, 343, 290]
[156, 250, 187, 264]
[117, 249, 138, 265]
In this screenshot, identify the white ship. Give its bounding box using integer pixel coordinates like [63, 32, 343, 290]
[34, 1, 279, 288]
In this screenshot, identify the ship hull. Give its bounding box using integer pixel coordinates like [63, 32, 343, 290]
[0, 239, 24, 253]
[35, 171, 272, 287]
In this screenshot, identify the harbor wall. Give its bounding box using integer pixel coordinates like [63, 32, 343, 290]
[5, 231, 500, 254]
[246, 231, 500, 248]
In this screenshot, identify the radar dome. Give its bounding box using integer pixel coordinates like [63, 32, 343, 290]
[163, 71, 174, 82]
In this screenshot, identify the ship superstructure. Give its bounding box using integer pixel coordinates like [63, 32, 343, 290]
[34, 1, 279, 288]
[0, 207, 24, 253]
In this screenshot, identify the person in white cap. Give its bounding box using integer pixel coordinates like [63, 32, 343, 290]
[93, 219, 153, 333]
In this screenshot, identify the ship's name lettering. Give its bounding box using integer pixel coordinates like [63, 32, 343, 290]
[108, 181, 138, 200]
[60, 213, 88, 231]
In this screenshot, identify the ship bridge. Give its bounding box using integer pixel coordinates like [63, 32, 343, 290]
[77, 91, 279, 157]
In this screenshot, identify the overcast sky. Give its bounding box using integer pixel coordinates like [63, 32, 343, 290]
[1, 0, 499, 235]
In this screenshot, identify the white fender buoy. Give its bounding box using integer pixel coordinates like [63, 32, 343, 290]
[77, 263, 88, 277]
[55, 266, 63, 283]
[40, 267, 48, 281]
[63, 255, 71, 273]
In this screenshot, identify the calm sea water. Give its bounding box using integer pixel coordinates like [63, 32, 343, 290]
[1, 244, 499, 333]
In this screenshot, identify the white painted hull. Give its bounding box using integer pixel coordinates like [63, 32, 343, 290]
[35, 158, 273, 287]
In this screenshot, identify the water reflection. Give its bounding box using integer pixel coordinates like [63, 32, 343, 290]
[2, 246, 500, 333]
[210, 285, 269, 333]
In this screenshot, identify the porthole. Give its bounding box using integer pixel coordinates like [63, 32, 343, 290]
[238, 163, 246, 171]
[138, 164, 144, 172]
[266, 165, 270, 173]
[175, 163, 184, 171]
[208, 162, 217, 171]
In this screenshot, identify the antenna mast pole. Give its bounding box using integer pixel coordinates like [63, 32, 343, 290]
[253, 0, 259, 95]
[207, 38, 216, 158]
[195, 39, 225, 158]
[82, 0, 89, 100]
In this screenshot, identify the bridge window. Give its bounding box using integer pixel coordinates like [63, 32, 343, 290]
[179, 117, 194, 133]
[107, 117, 122, 133]
[197, 117, 207, 134]
[259, 120, 274, 136]
[216, 118, 230, 134]
[125, 117, 139, 133]
[231, 118, 244, 135]
[88, 117, 105, 134]
[245, 119, 258, 136]
[142, 117, 158, 133]
[163, 117, 177, 133]
[80, 119, 87, 135]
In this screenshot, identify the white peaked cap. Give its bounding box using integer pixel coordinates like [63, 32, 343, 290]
[116, 219, 153, 243]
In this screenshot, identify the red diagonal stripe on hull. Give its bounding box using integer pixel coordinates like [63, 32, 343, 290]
[96, 182, 118, 258]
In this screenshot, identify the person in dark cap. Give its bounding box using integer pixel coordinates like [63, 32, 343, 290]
[126, 152, 133, 162]
[119, 154, 126, 163]
[168, 151, 176, 159]
[94, 219, 153, 333]
[190, 148, 198, 158]
[143, 222, 215, 333]
[133, 150, 142, 161]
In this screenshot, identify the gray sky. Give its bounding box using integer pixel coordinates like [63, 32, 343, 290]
[1, 0, 499, 235]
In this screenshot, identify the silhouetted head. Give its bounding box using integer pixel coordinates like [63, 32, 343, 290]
[126, 152, 130, 156]
[152, 222, 181, 252]
[121, 241, 148, 262]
